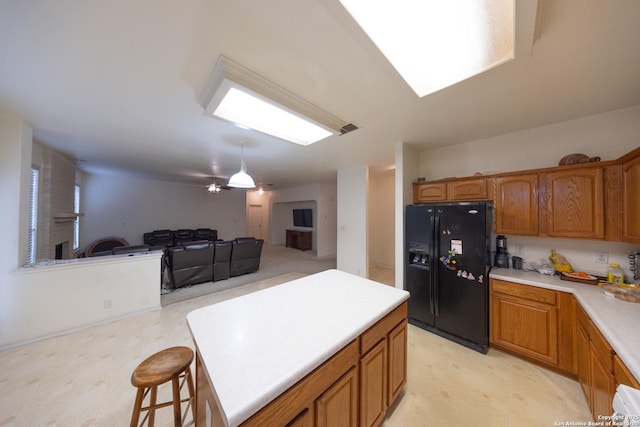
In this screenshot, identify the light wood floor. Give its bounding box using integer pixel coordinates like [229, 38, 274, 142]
[0, 270, 591, 426]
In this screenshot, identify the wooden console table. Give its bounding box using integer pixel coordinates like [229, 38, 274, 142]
[286, 229, 312, 251]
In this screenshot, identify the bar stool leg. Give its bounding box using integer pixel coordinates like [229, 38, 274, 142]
[185, 366, 196, 422]
[149, 386, 158, 426]
[172, 376, 182, 427]
[130, 388, 145, 427]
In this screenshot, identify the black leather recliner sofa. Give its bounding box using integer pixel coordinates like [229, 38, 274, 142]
[143, 229, 175, 248]
[230, 237, 264, 277]
[166, 240, 215, 288]
[143, 228, 218, 248]
[213, 240, 233, 281]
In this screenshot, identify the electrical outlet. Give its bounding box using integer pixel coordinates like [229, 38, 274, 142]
[104, 298, 112, 309]
[515, 244, 524, 255]
[594, 252, 609, 264]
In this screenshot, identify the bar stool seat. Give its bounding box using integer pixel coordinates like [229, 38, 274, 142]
[130, 346, 195, 427]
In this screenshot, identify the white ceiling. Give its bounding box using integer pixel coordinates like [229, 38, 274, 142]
[1, 0, 639, 189]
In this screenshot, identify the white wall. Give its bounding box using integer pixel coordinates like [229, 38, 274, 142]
[81, 174, 248, 248]
[337, 165, 368, 276]
[417, 105, 640, 278]
[368, 170, 395, 269]
[396, 142, 421, 289]
[268, 183, 337, 258]
[272, 200, 317, 246]
[419, 105, 640, 180]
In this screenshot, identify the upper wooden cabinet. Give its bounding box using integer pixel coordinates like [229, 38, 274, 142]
[622, 148, 640, 243]
[494, 174, 539, 235]
[413, 182, 447, 202]
[413, 177, 488, 203]
[411, 147, 638, 241]
[447, 178, 487, 200]
[541, 167, 605, 239]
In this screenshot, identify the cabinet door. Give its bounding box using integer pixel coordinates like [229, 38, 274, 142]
[360, 339, 387, 427]
[543, 168, 604, 239]
[490, 292, 558, 365]
[316, 367, 358, 427]
[575, 318, 591, 403]
[413, 182, 447, 203]
[447, 178, 487, 200]
[494, 174, 539, 235]
[287, 408, 314, 427]
[623, 154, 640, 242]
[387, 322, 407, 406]
[590, 342, 615, 419]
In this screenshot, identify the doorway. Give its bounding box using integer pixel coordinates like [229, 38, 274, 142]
[247, 204, 264, 239]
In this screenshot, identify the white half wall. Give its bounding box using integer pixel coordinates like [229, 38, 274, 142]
[3, 254, 162, 349]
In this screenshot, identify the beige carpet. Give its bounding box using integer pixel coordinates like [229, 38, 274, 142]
[161, 244, 336, 306]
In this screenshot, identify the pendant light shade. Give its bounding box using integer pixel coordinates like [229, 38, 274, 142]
[227, 144, 256, 189]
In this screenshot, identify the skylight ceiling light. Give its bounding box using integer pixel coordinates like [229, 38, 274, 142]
[201, 56, 348, 146]
[338, 0, 515, 97]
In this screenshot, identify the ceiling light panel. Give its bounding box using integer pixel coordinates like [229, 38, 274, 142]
[201, 56, 347, 146]
[338, 0, 515, 97]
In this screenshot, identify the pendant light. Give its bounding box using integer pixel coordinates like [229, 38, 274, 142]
[227, 143, 256, 188]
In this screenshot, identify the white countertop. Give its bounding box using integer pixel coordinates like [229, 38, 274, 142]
[186, 269, 409, 427]
[490, 269, 640, 381]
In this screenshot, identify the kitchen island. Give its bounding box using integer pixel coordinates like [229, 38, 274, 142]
[187, 269, 409, 427]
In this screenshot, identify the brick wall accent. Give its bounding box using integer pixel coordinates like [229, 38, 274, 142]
[37, 146, 76, 260]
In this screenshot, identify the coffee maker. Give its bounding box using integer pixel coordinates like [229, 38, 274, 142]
[495, 235, 509, 268]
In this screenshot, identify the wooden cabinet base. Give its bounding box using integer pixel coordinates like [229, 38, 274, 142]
[286, 229, 312, 251]
[490, 279, 575, 376]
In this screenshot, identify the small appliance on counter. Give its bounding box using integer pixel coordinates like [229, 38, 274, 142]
[494, 235, 509, 268]
[630, 251, 640, 281]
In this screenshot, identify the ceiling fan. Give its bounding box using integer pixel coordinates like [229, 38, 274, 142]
[206, 177, 232, 193]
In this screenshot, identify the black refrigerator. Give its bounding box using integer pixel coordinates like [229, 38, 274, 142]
[405, 202, 492, 353]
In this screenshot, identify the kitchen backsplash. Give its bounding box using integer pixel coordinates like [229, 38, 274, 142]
[503, 235, 639, 282]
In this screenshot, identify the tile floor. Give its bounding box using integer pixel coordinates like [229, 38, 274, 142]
[0, 270, 592, 426]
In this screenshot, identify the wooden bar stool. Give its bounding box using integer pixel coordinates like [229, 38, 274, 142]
[130, 346, 195, 427]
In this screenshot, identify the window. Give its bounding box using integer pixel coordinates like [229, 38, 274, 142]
[73, 184, 80, 251]
[28, 168, 39, 264]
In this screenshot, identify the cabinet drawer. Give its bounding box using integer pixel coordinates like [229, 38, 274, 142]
[361, 302, 407, 355]
[589, 319, 614, 374]
[491, 279, 557, 305]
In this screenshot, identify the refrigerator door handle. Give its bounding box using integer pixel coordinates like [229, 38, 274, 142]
[433, 211, 440, 317]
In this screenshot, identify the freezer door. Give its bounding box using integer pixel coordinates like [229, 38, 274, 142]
[435, 203, 489, 347]
[406, 262, 435, 326]
[405, 205, 436, 326]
